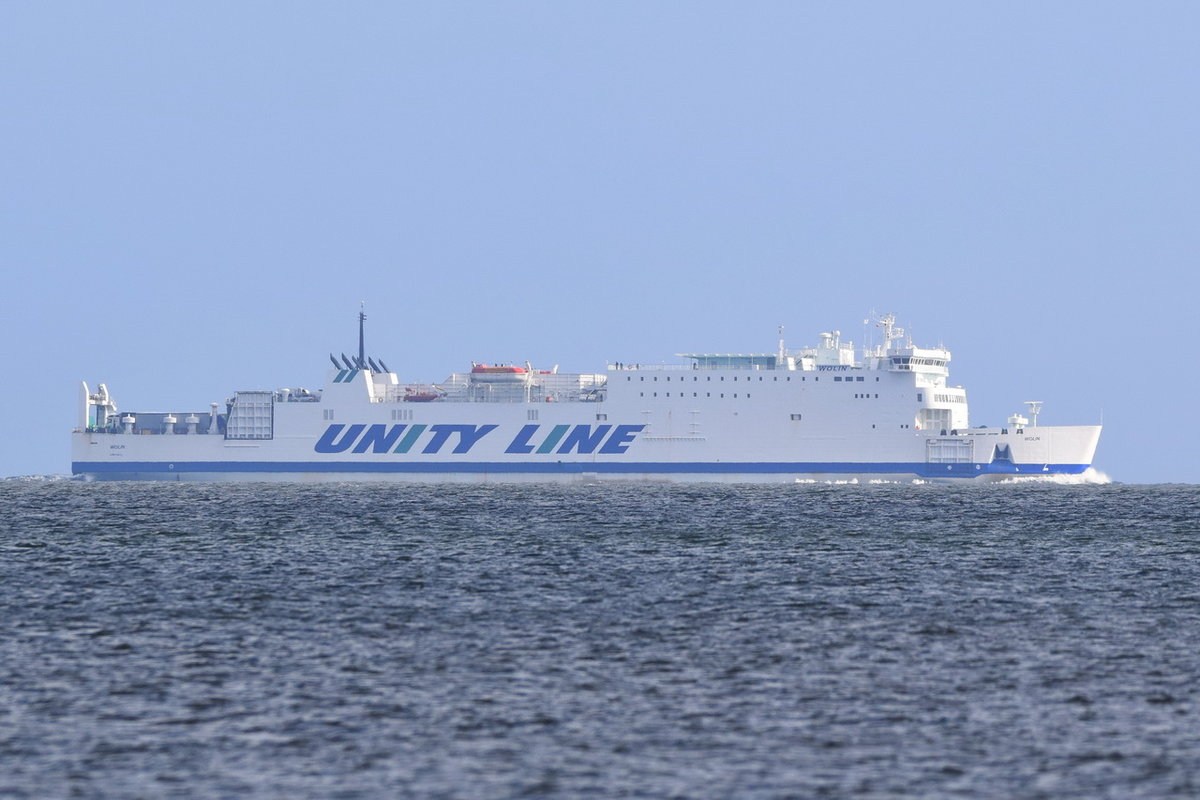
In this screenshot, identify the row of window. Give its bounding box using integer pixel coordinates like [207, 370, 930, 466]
[628, 375, 881, 383]
[891, 357, 946, 367]
[933, 393, 966, 404]
[641, 392, 753, 398]
[639, 391, 889, 400]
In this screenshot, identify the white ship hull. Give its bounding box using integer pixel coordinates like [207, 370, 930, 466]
[71, 317, 1102, 483]
[72, 412, 1101, 483]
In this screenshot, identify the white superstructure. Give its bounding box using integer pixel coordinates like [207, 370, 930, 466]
[71, 313, 1102, 482]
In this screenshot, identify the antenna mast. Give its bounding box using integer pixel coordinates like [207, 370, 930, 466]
[1025, 401, 1043, 427]
[878, 313, 904, 353]
[358, 301, 367, 369]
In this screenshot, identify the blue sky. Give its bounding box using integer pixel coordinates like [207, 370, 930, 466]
[2, 2, 1197, 482]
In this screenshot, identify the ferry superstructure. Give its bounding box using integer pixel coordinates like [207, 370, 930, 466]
[71, 314, 1102, 482]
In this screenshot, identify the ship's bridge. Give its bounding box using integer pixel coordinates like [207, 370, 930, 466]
[887, 346, 950, 375]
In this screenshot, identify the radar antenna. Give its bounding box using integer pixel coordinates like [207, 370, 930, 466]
[1025, 401, 1043, 427]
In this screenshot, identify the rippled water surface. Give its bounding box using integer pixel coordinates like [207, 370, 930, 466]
[1, 481, 1198, 798]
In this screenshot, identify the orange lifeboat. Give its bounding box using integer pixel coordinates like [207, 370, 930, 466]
[470, 363, 529, 383]
[470, 363, 527, 374]
[403, 385, 444, 402]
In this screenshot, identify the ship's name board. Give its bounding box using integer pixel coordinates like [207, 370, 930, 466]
[314, 423, 646, 456]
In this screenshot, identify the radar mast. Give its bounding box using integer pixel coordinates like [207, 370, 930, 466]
[1025, 401, 1043, 427]
[358, 302, 367, 369]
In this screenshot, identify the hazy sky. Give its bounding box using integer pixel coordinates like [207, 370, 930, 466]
[3, 3, 1197, 482]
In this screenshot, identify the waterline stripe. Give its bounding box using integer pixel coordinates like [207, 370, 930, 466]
[73, 460, 1092, 476]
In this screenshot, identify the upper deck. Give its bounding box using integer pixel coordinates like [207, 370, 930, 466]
[76, 314, 964, 441]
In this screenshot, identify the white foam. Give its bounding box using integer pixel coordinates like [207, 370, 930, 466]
[996, 467, 1112, 485]
[1, 474, 75, 483]
[793, 469, 1112, 486]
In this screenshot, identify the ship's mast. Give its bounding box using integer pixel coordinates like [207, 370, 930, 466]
[358, 302, 367, 369]
[877, 313, 904, 354]
[1025, 400, 1043, 427]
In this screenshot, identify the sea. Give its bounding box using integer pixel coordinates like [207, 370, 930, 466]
[1, 478, 1197, 799]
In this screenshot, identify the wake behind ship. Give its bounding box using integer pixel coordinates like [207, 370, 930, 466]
[72, 314, 1101, 482]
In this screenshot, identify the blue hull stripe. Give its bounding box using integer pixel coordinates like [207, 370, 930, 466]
[72, 460, 1091, 477]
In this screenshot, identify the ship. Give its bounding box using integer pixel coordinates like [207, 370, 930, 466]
[71, 312, 1102, 482]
